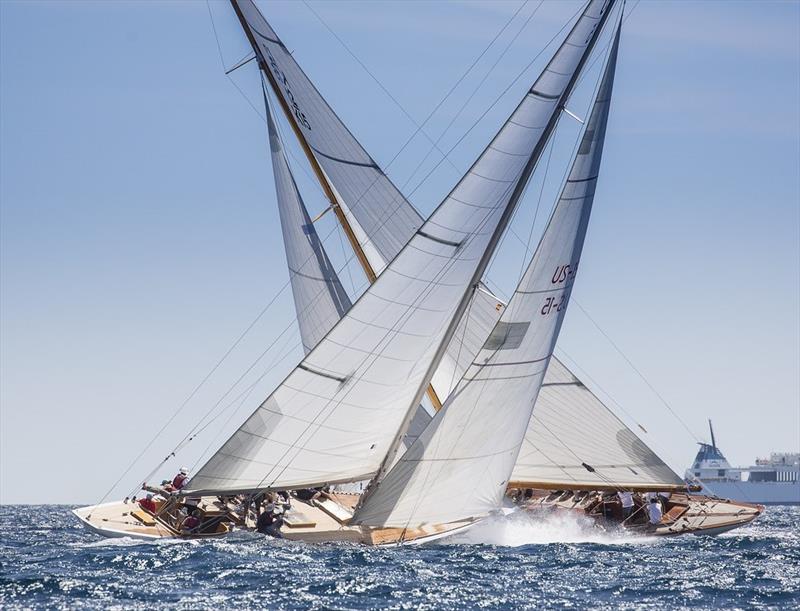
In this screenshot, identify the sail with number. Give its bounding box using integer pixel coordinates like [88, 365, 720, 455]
[184, 0, 616, 496]
[256, 0, 680, 496]
[353, 18, 623, 528]
[231, 0, 422, 274]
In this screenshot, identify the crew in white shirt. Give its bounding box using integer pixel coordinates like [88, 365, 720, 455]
[648, 497, 663, 526]
[617, 491, 634, 520]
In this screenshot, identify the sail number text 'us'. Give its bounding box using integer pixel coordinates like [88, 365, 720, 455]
[541, 263, 578, 316]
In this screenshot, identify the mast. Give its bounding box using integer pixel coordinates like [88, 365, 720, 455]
[228, 0, 444, 410]
[364, 0, 618, 497]
[229, 0, 376, 283]
[709, 419, 717, 451]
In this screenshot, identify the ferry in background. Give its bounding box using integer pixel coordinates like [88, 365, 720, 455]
[685, 421, 800, 506]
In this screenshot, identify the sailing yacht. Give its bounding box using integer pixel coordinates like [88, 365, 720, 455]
[74, 0, 760, 542]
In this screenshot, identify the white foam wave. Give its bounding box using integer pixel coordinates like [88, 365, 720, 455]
[447, 509, 659, 547]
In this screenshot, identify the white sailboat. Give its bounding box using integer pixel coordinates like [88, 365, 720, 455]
[74, 0, 761, 542]
[74, 0, 621, 543]
[230, 0, 763, 537]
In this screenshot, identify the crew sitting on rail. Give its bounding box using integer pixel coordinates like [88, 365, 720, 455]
[172, 467, 190, 490]
[138, 493, 157, 514]
[647, 497, 663, 527]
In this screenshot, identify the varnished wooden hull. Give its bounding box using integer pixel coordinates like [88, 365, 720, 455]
[522, 490, 764, 537]
[73, 494, 478, 546]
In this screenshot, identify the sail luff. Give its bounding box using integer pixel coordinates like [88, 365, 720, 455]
[364, 0, 617, 496]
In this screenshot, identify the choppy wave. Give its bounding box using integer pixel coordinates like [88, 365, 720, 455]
[1, 504, 798, 609]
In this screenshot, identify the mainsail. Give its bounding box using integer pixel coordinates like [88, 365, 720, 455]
[353, 18, 623, 529]
[266, 100, 352, 354]
[185, 0, 616, 496]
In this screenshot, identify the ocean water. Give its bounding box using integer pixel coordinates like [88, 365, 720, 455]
[1, 505, 798, 610]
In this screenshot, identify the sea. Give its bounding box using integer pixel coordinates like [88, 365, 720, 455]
[1, 504, 798, 610]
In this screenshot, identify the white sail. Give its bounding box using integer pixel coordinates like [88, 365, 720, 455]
[511, 357, 685, 491]
[353, 19, 622, 529]
[185, 0, 615, 496]
[267, 102, 352, 354]
[231, 0, 423, 271]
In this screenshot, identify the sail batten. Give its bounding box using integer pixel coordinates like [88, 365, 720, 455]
[186, 0, 616, 497]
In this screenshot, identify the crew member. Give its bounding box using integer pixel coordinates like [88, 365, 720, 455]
[138, 493, 157, 514]
[182, 510, 201, 532]
[172, 467, 189, 490]
[256, 503, 284, 538]
[647, 497, 663, 527]
[617, 490, 634, 521]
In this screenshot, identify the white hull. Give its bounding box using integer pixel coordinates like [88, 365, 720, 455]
[72, 496, 479, 546]
[696, 480, 800, 506]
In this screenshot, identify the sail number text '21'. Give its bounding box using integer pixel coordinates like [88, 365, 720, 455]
[541, 263, 579, 316]
[266, 48, 311, 130]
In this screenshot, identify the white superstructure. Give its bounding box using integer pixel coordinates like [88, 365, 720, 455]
[685, 421, 800, 506]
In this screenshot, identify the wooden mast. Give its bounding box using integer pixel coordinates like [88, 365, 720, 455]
[229, 0, 443, 410]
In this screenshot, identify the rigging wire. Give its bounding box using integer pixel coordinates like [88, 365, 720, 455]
[302, 0, 534, 180]
[570, 299, 702, 442]
[396, 0, 545, 193]
[107, 0, 654, 501]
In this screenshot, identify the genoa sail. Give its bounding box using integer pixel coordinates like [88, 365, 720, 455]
[184, 0, 616, 497]
[352, 15, 624, 530]
[511, 358, 685, 491]
[266, 99, 352, 354]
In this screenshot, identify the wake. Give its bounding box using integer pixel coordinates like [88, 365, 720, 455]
[447, 508, 658, 546]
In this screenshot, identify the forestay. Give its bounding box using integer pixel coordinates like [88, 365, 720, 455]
[184, 0, 613, 496]
[231, 0, 423, 273]
[353, 18, 623, 529]
[511, 357, 685, 491]
[266, 101, 352, 354]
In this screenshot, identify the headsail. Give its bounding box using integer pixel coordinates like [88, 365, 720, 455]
[352, 18, 624, 529]
[510, 357, 686, 491]
[185, 0, 616, 497]
[266, 99, 352, 354]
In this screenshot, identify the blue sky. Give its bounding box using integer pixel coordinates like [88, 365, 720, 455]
[1, 0, 798, 504]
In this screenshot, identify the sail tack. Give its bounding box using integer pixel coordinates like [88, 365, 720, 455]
[185, 0, 616, 496]
[353, 18, 623, 529]
[267, 102, 352, 354]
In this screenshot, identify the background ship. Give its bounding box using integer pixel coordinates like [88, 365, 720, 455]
[685, 421, 800, 505]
